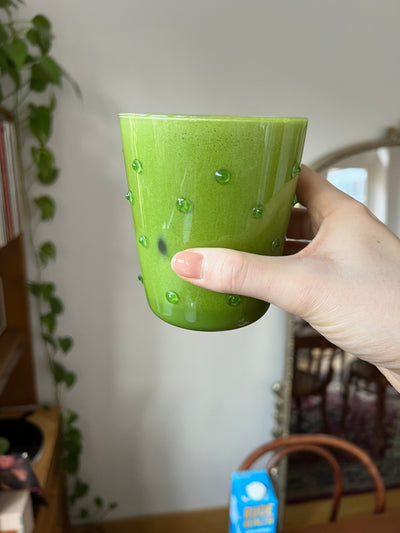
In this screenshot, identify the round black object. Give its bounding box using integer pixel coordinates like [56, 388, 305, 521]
[0, 419, 43, 461]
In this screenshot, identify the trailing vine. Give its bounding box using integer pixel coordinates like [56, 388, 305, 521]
[0, 0, 116, 521]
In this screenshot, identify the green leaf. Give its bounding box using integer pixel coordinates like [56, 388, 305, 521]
[30, 55, 62, 92]
[63, 409, 79, 426]
[41, 332, 57, 350]
[29, 103, 53, 145]
[3, 37, 28, 68]
[50, 360, 65, 383]
[0, 0, 21, 8]
[0, 437, 10, 454]
[49, 296, 64, 315]
[7, 65, 21, 88]
[40, 282, 55, 300]
[39, 240, 56, 266]
[0, 23, 8, 46]
[40, 241, 57, 259]
[50, 360, 76, 388]
[41, 312, 56, 333]
[94, 497, 103, 508]
[108, 502, 118, 510]
[32, 146, 59, 184]
[65, 370, 76, 389]
[62, 425, 82, 475]
[60, 453, 80, 476]
[25, 280, 42, 297]
[0, 49, 9, 75]
[58, 336, 73, 354]
[78, 508, 89, 519]
[31, 14, 53, 54]
[63, 425, 82, 445]
[70, 478, 90, 504]
[34, 195, 56, 220]
[26, 281, 55, 300]
[26, 28, 38, 46]
[32, 14, 51, 30]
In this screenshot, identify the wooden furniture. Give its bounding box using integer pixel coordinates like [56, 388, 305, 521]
[0, 194, 70, 529]
[0, 235, 37, 406]
[1, 406, 70, 533]
[282, 509, 400, 532]
[32, 407, 70, 533]
[342, 358, 390, 457]
[238, 434, 385, 523]
[292, 318, 342, 432]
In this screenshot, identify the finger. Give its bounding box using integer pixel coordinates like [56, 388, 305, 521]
[171, 248, 311, 316]
[297, 165, 353, 227]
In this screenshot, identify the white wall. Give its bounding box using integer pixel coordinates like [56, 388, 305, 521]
[21, 0, 400, 521]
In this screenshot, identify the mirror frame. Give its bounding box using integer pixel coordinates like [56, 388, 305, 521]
[271, 126, 400, 518]
[311, 126, 400, 173]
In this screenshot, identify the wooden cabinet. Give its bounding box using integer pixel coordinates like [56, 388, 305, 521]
[0, 111, 70, 531]
[0, 235, 37, 406]
[0, 237, 71, 531]
[0, 238, 70, 531]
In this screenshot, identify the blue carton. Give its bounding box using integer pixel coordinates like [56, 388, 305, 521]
[229, 470, 278, 533]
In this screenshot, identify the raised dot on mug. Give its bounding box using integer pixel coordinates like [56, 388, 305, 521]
[215, 168, 231, 184]
[272, 238, 281, 250]
[125, 190, 134, 204]
[176, 198, 193, 213]
[292, 163, 301, 178]
[138, 273, 144, 283]
[228, 294, 241, 307]
[252, 205, 264, 219]
[132, 159, 143, 173]
[139, 235, 149, 248]
[166, 290, 179, 304]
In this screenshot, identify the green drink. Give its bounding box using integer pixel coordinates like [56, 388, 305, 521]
[119, 114, 307, 331]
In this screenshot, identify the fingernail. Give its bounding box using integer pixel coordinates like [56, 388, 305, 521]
[171, 251, 203, 279]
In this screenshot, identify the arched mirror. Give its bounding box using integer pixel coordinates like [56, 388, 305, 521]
[273, 127, 400, 519]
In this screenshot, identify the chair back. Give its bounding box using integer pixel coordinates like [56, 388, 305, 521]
[238, 434, 385, 522]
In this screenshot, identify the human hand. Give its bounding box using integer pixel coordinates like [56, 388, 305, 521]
[171, 166, 400, 388]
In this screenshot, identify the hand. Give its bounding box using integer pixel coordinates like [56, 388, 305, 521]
[171, 166, 400, 389]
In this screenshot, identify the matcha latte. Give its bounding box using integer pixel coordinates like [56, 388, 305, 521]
[120, 114, 307, 331]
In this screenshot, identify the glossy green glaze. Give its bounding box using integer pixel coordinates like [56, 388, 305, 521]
[120, 114, 307, 331]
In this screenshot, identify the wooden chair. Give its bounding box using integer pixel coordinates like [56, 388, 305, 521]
[238, 434, 385, 522]
[292, 317, 343, 432]
[342, 358, 390, 457]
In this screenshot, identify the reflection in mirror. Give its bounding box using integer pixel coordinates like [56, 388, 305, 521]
[315, 127, 400, 234]
[276, 127, 400, 518]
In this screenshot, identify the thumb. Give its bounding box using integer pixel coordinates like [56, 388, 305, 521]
[171, 248, 311, 316]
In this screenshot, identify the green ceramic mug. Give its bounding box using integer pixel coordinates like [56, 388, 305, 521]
[120, 114, 307, 331]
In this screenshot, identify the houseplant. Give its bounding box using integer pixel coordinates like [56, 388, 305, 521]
[0, 0, 116, 521]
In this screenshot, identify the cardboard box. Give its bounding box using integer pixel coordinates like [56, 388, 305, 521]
[0, 490, 34, 533]
[230, 470, 278, 533]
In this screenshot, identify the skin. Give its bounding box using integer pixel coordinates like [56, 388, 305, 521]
[171, 165, 400, 391]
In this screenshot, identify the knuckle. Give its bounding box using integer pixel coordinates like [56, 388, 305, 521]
[221, 253, 249, 293]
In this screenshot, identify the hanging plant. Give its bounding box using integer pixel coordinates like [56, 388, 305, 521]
[0, 0, 116, 522]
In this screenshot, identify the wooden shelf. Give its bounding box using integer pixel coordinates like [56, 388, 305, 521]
[0, 328, 24, 395]
[0, 406, 70, 532]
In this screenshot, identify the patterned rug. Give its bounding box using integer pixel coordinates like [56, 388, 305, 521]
[286, 385, 400, 503]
